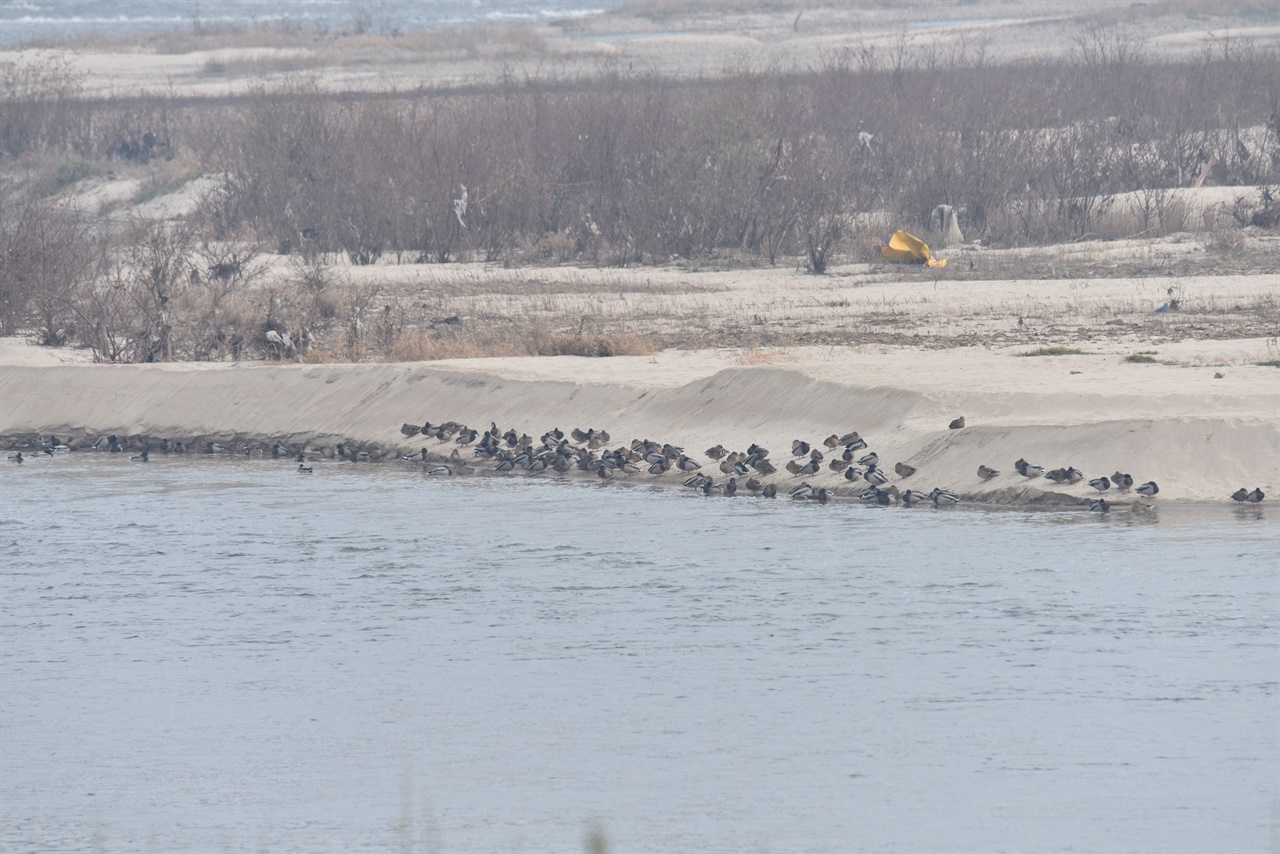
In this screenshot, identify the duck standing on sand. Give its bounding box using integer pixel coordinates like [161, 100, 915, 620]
[762, 484, 777, 498]
[1136, 481, 1159, 498]
[1112, 472, 1134, 492]
[1015, 459, 1044, 478]
[977, 465, 999, 480]
[1246, 488, 1266, 503]
[1231, 487, 1250, 502]
[1088, 476, 1111, 493]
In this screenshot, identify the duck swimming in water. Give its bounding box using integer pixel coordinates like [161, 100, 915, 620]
[1089, 498, 1110, 512]
[298, 464, 313, 473]
[130, 450, 149, 462]
[6, 452, 22, 463]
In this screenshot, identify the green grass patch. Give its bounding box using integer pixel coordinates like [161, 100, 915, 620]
[1018, 346, 1090, 357]
[1255, 360, 1280, 368]
[41, 160, 98, 196]
[133, 169, 202, 204]
[1125, 352, 1158, 363]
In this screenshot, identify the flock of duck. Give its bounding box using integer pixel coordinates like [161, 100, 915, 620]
[5, 424, 1267, 510]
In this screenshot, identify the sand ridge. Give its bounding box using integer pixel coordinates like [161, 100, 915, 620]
[3, 340, 1276, 506]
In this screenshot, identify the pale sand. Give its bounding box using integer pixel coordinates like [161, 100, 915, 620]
[3, 337, 1276, 505]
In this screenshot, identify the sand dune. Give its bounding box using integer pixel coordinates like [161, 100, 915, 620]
[3, 341, 1275, 505]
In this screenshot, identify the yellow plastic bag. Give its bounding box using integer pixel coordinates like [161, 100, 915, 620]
[881, 230, 947, 267]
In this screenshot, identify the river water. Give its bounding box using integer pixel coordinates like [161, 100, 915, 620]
[1, 454, 1277, 853]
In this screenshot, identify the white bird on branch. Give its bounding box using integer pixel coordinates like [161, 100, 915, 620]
[453, 184, 468, 228]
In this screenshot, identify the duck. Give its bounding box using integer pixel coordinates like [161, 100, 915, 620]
[930, 488, 960, 506]
[838, 431, 861, 446]
[815, 488, 830, 505]
[828, 457, 848, 472]
[1231, 487, 1250, 502]
[761, 484, 778, 498]
[683, 472, 711, 489]
[297, 464, 313, 474]
[796, 457, 821, 476]
[894, 462, 917, 478]
[1044, 468, 1068, 483]
[902, 489, 930, 506]
[823, 434, 840, 449]
[949, 416, 966, 429]
[864, 465, 888, 486]
[791, 440, 811, 458]
[6, 452, 22, 463]
[597, 466, 614, 480]
[745, 477, 762, 493]
[205, 441, 225, 454]
[724, 477, 738, 497]
[1112, 472, 1134, 492]
[1246, 488, 1265, 503]
[789, 482, 815, 499]
[1089, 498, 1110, 512]
[842, 438, 868, 455]
[977, 465, 999, 480]
[752, 459, 777, 476]
[1015, 458, 1044, 478]
[1088, 476, 1111, 492]
[1136, 481, 1159, 497]
[857, 451, 879, 468]
[130, 450, 149, 462]
[403, 448, 429, 462]
[427, 465, 454, 476]
[785, 459, 803, 476]
[676, 456, 702, 472]
[859, 487, 892, 505]
[271, 442, 285, 458]
[400, 422, 422, 437]
[1064, 467, 1084, 485]
[705, 444, 727, 460]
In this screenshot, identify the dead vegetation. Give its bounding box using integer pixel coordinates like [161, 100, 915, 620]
[1, 22, 1277, 362]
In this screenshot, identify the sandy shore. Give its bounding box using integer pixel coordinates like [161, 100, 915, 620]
[3, 337, 1276, 505]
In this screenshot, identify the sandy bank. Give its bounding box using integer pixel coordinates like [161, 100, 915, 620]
[3, 342, 1276, 505]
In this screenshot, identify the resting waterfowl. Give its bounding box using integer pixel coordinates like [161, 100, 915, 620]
[427, 465, 454, 476]
[894, 462, 917, 479]
[949, 416, 966, 429]
[838, 431, 861, 446]
[724, 477, 738, 497]
[828, 457, 847, 472]
[6, 452, 22, 463]
[745, 477, 762, 493]
[1064, 467, 1084, 485]
[1136, 481, 1159, 497]
[930, 488, 960, 506]
[298, 464, 313, 473]
[1044, 468, 1068, 483]
[823, 434, 840, 449]
[761, 484, 777, 498]
[977, 465, 999, 480]
[705, 444, 727, 460]
[400, 423, 422, 437]
[842, 438, 868, 454]
[1088, 476, 1111, 492]
[683, 472, 711, 489]
[815, 488, 829, 505]
[753, 459, 777, 476]
[796, 458, 821, 477]
[677, 456, 701, 472]
[1089, 498, 1110, 512]
[843, 466, 863, 481]
[864, 465, 888, 486]
[859, 487, 890, 505]
[404, 448, 428, 462]
[1112, 472, 1134, 492]
[789, 482, 815, 499]
[791, 440, 810, 458]
[857, 451, 879, 468]
[1246, 488, 1265, 503]
[902, 489, 930, 506]
[1231, 487, 1250, 502]
[205, 441, 225, 454]
[130, 450, 149, 462]
[786, 460, 803, 476]
[1015, 459, 1044, 478]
